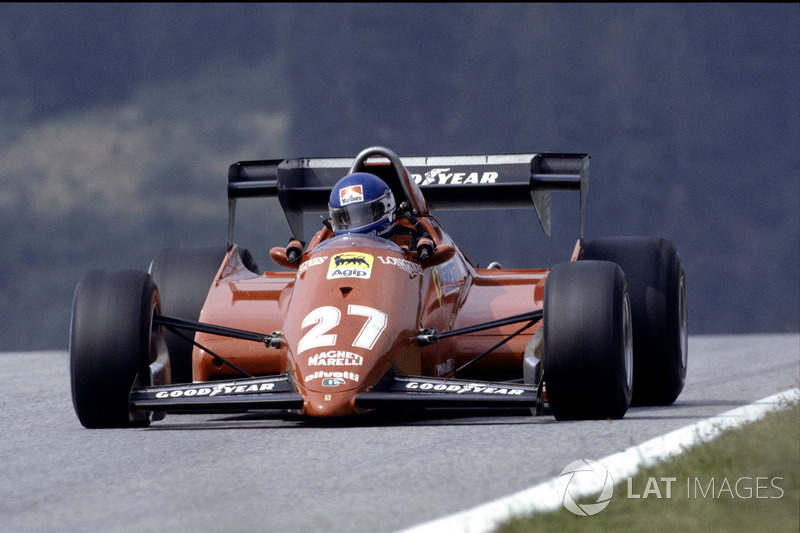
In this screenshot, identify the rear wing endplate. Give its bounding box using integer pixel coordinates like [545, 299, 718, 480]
[226, 150, 589, 245]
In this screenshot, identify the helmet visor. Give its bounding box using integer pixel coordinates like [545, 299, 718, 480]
[330, 191, 393, 232]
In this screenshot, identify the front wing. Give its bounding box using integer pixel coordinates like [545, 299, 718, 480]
[128, 372, 539, 415]
[130, 375, 304, 413]
[355, 373, 539, 410]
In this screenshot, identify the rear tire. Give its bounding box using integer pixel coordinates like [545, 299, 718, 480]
[543, 261, 633, 420]
[583, 237, 687, 405]
[70, 270, 159, 428]
[149, 245, 260, 382]
[148, 245, 228, 382]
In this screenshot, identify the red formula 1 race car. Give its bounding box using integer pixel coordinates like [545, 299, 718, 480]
[69, 146, 687, 428]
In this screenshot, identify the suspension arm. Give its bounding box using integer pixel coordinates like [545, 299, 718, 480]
[417, 309, 542, 345]
[153, 314, 284, 349]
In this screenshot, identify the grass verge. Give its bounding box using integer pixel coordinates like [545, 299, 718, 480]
[497, 400, 799, 533]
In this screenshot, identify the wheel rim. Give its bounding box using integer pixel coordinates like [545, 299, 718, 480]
[144, 299, 165, 384]
[678, 272, 688, 369]
[623, 291, 633, 390]
[149, 302, 159, 357]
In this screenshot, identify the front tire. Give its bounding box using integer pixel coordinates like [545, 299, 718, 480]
[70, 270, 160, 428]
[543, 261, 633, 420]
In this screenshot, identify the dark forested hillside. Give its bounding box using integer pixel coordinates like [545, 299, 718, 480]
[0, 4, 797, 350]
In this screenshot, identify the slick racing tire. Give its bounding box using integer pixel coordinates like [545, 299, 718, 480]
[583, 237, 687, 406]
[149, 245, 259, 382]
[150, 245, 222, 382]
[543, 261, 633, 420]
[70, 269, 160, 428]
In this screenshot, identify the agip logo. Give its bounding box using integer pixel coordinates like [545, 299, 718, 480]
[557, 459, 614, 516]
[327, 253, 373, 280]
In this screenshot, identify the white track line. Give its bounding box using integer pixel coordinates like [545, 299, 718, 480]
[399, 387, 800, 533]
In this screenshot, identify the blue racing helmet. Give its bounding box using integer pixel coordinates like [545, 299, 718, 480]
[329, 172, 396, 238]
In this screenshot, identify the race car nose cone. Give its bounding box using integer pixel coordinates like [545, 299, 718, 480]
[303, 391, 358, 417]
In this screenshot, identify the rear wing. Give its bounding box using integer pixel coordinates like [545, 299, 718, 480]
[227, 148, 589, 245]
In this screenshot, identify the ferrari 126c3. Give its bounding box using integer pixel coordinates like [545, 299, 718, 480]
[70, 146, 687, 427]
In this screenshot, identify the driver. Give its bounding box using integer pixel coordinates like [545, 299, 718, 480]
[328, 172, 397, 239]
[282, 172, 435, 263]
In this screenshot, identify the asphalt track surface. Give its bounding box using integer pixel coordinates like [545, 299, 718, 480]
[2, 334, 798, 533]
